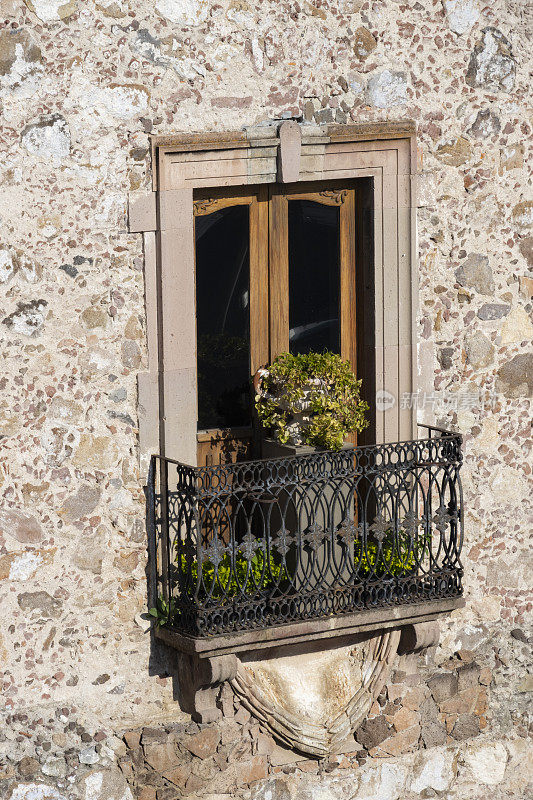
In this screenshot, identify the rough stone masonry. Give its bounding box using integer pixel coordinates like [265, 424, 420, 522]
[0, 1, 531, 799]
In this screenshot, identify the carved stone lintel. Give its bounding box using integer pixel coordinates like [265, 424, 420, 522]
[397, 621, 440, 655]
[178, 653, 238, 723]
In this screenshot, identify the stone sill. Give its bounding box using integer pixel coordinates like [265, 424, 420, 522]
[156, 596, 464, 659]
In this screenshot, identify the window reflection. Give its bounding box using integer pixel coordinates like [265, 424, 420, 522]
[288, 200, 341, 355]
[195, 205, 251, 430]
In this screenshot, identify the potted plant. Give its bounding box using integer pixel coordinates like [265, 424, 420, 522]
[254, 350, 369, 456]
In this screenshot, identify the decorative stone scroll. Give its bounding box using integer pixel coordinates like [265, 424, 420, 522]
[397, 621, 440, 655]
[178, 652, 238, 725]
[230, 629, 401, 757]
[193, 198, 217, 215]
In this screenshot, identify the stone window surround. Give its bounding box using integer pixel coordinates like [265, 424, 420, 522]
[127, 124, 466, 740]
[128, 119, 420, 469]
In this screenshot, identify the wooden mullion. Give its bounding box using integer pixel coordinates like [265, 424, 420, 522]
[250, 186, 270, 372]
[340, 189, 357, 371]
[268, 187, 289, 358]
[340, 188, 357, 444]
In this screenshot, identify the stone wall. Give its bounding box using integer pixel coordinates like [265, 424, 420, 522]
[4, 643, 530, 799]
[0, 1, 531, 799]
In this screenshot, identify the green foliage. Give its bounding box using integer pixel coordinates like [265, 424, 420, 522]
[152, 530, 431, 627]
[148, 596, 177, 627]
[180, 545, 287, 599]
[151, 546, 286, 628]
[255, 351, 369, 450]
[354, 530, 430, 577]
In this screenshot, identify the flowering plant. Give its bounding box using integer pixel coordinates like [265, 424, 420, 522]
[255, 351, 368, 450]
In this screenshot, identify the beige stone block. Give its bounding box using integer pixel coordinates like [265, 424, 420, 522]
[143, 740, 182, 772]
[73, 435, 119, 471]
[278, 121, 301, 183]
[416, 172, 438, 208]
[269, 742, 305, 766]
[500, 305, 533, 345]
[410, 745, 456, 794]
[137, 372, 160, 458]
[0, 508, 43, 544]
[435, 137, 473, 167]
[128, 192, 156, 232]
[161, 368, 197, 465]
[519, 275, 533, 300]
[462, 740, 508, 785]
[438, 687, 478, 715]
[471, 595, 501, 621]
[388, 706, 421, 732]
[402, 686, 427, 711]
[376, 723, 421, 756]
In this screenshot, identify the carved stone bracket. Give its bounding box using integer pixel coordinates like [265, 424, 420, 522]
[230, 629, 401, 757]
[397, 621, 440, 655]
[158, 603, 458, 754]
[178, 652, 238, 724]
[175, 621, 443, 753]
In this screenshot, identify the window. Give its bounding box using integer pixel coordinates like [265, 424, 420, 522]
[131, 121, 417, 467]
[192, 184, 360, 465]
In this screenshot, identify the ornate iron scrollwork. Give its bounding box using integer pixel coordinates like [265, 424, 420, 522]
[150, 427, 464, 638]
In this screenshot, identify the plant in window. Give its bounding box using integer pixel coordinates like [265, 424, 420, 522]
[254, 351, 369, 450]
[149, 545, 288, 627]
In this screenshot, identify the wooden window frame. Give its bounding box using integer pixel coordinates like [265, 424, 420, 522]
[193, 186, 268, 466]
[129, 121, 419, 467]
[268, 183, 356, 370]
[193, 183, 358, 465]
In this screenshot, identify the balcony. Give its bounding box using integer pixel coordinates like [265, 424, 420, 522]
[148, 425, 464, 653]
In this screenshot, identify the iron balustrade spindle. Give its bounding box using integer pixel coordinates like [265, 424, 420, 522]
[149, 426, 464, 637]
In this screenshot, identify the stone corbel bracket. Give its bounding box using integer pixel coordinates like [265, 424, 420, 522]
[231, 629, 400, 758]
[170, 620, 443, 757]
[178, 652, 238, 725]
[398, 620, 440, 655]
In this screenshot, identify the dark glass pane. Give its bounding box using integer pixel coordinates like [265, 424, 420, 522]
[288, 200, 340, 355]
[195, 205, 250, 430]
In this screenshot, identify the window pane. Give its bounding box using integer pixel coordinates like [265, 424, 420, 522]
[195, 205, 250, 430]
[288, 199, 340, 355]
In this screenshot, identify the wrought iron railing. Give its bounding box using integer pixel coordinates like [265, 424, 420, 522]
[148, 425, 463, 638]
